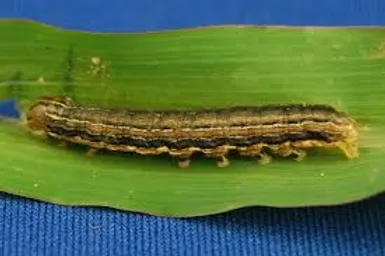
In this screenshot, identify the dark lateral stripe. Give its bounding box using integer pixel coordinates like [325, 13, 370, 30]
[47, 125, 336, 149]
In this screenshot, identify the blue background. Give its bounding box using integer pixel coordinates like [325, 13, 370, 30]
[1, 0, 385, 255]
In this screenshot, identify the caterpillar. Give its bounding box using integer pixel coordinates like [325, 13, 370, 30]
[24, 96, 359, 168]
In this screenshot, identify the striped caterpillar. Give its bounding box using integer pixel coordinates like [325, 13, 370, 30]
[24, 96, 359, 168]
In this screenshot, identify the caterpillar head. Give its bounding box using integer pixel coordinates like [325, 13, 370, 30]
[23, 96, 71, 135]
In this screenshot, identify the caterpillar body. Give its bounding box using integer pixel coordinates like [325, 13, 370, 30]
[24, 96, 359, 168]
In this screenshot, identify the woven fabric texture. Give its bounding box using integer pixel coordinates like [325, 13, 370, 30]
[1, 193, 384, 256]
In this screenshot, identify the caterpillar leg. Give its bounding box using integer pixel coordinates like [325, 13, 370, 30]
[269, 142, 293, 157]
[270, 142, 307, 161]
[292, 149, 307, 161]
[238, 144, 263, 157]
[237, 144, 271, 164]
[177, 157, 191, 168]
[86, 147, 98, 157]
[171, 150, 194, 168]
[203, 146, 231, 167]
[258, 152, 272, 165]
[216, 156, 230, 168]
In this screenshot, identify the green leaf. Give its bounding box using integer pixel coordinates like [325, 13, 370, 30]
[1, 20, 384, 217]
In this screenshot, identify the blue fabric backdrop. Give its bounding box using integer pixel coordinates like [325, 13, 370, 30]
[1, 1, 385, 255]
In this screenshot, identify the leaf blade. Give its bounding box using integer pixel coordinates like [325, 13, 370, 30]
[0, 20, 384, 217]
